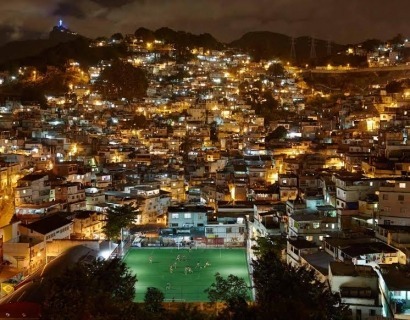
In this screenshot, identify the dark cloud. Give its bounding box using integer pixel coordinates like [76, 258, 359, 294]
[53, 2, 86, 19]
[0, 0, 409, 45]
[90, 0, 137, 9]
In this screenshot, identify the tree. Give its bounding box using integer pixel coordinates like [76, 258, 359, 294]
[144, 287, 165, 313]
[43, 258, 139, 320]
[267, 63, 285, 78]
[103, 203, 139, 241]
[266, 126, 288, 142]
[100, 60, 148, 100]
[111, 33, 124, 42]
[386, 80, 403, 94]
[205, 273, 250, 316]
[135, 27, 156, 42]
[251, 238, 350, 320]
[210, 121, 218, 142]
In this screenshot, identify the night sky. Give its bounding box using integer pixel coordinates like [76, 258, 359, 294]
[0, 0, 409, 45]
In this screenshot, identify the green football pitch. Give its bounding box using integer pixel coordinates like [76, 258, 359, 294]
[124, 247, 252, 302]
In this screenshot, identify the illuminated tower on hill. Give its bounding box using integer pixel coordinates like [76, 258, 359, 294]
[49, 19, 78, 41]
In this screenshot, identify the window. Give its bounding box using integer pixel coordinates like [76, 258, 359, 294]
[239, 227, 245, 234]
[171, 223, 178, 227]
[171, 213, 179, 219]
[313, 222, 320, 229]
[226, 227, 232, 233]
[382, 194, 388, 200]
[206, 228, 213, 234]
[184, 213, 191, 219]
[400, 183, 406, 189]
[398, 195, 405, 201]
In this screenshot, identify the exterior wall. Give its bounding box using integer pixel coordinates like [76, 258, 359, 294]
[15, 175, 51, 205]
[204, 224, 246, 246]
[379, 180, 410, 225]
[73, 215, 104, 239]
[288, 217, 338, 244]
[3, 240, 46, 273]
[85, 192, 105, 210]
[168, 211, 207, 228]
[19, 223, 73, 242]
[329, 265, 382, 319]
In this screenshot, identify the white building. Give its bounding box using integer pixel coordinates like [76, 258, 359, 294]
[379, 179, 410, 226]
[329, 262, 382, 319]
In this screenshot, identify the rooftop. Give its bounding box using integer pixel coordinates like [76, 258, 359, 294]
[330, 261, 377, 277]
[21, 214, 72, 235]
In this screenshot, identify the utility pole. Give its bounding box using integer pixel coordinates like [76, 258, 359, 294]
[309, 36, 317, 61]
[290, 37, 296, 62]
[327, 39, 332, 56]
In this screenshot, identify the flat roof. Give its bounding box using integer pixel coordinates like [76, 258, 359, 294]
[379, 264, 410, 291]
[302, 251, 335, 276]
[342, 242, 397, 258]
[329, 261, 377, 277]
[21, 214, 72, 235]
[288, 238, 318, 249]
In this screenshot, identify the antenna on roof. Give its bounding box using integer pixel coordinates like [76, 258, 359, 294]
[59, 19, 63, 28]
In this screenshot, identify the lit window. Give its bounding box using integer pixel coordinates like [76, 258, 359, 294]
[313, 222, 320, 229]
[171, 213, 179, 219]
[400, 183, 406, 189]
[184, 213, 191, 219]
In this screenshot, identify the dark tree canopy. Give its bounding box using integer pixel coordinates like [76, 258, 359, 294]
[386, 80, 403, 94]
[100, 60, 148, 100]
[251, 238, 350, 320]
[103, 203, 139, 241]
[267, 63, 285, 78]
[266, 126, 288, 142]
[42, 258, 139, 320]
[111, 33, 124, 41]
[144, 287, 165, 313]
[205, 272, 250, 317]
[135, 27, 156, 42]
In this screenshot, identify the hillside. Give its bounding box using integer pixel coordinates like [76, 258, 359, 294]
[230, 31, 346, 63]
